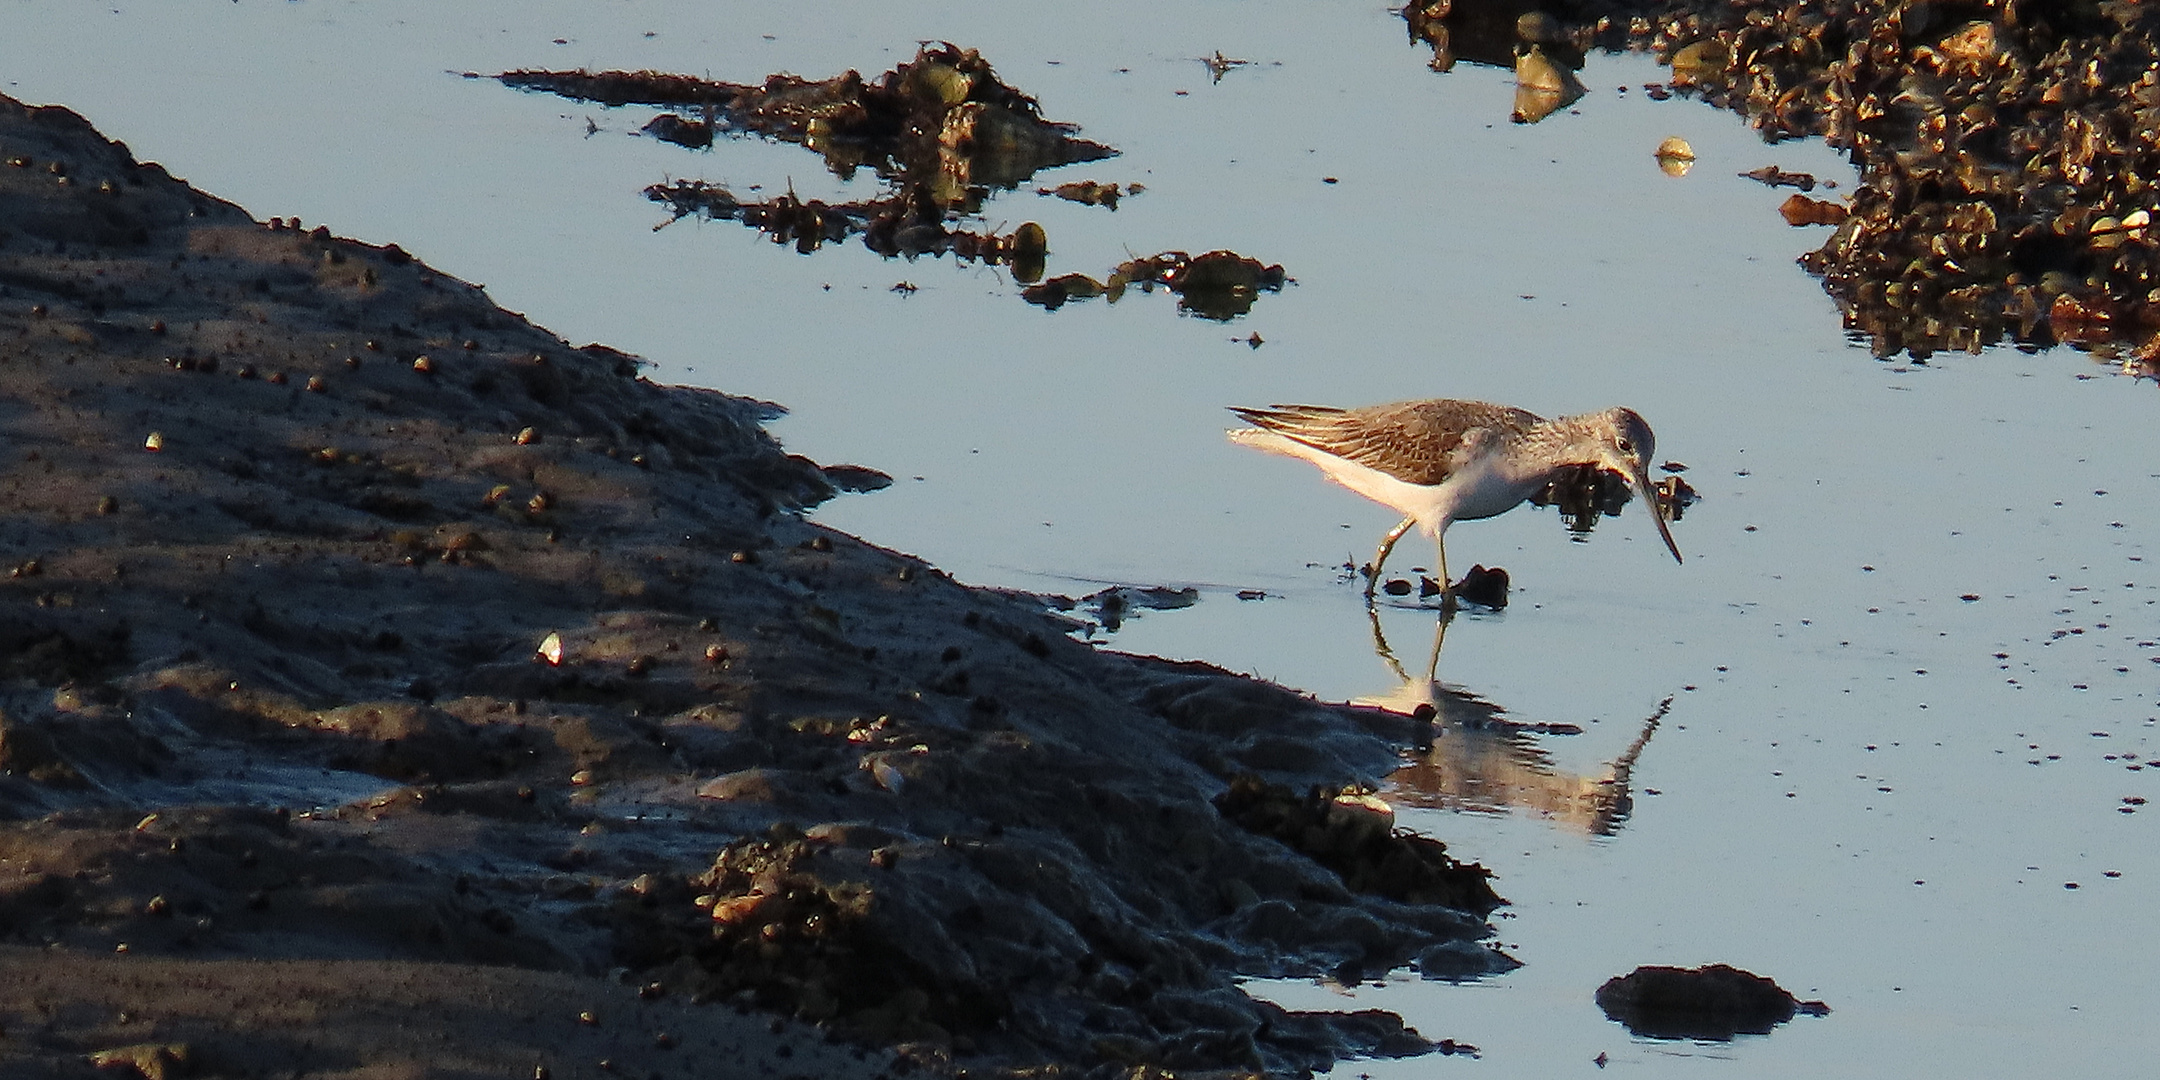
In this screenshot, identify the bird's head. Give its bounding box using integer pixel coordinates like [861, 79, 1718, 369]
[1596, 408, 1682, 565]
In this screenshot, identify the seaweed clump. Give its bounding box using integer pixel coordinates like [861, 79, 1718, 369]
[1525, 462, 1696, 536]
[502, 45, 1111, 273]
[1022, 250, 1289, 321]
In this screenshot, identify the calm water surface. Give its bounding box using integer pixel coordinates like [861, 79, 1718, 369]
[7, 2, 2156, 1075]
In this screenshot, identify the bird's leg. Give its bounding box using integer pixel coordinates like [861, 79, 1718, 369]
[1366, 516, 1417, 599]
[1423, 604, 1453, 683]
[1435, 536, 1457, 613]
[1368, 604, 1409, 682]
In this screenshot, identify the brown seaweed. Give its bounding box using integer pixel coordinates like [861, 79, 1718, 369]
[497, 46, 1111, 267]
[1020, 250, 1289, 320]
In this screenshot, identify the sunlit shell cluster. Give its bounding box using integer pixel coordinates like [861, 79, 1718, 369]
[1408, 1, 2160, 359]
[1626, 0, 2160, 358]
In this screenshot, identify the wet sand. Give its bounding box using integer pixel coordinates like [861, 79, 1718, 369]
[0, 94, 1505, 1078]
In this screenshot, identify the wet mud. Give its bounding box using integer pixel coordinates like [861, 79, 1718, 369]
[1408, 0, 2160, 359]
[496, 46, 1285, 319]
[1595, 963, 1831, 1040]
[0, 95, 1496, 1077]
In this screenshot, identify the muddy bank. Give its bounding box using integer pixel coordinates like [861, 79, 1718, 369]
[1410, 0, 2160, 360]
[0, 94, 1511, 1077]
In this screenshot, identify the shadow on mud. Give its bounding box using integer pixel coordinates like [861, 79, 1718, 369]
[1407, 0, 2160, 362]
[492, 45, 1284, 320]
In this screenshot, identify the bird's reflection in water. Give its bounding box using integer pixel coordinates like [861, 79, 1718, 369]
[1360, 608, 1666, 837]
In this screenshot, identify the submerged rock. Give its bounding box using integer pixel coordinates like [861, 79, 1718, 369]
[1595, 963, 1831, 1040]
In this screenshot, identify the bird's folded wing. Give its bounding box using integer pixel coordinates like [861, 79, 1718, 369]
[1233, 400, 1542, 486]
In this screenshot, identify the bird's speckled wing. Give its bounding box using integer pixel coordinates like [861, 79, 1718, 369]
[1229, 399, 1544, 485]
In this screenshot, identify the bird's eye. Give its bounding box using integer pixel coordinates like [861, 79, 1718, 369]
[1616, 437, 1634, 454]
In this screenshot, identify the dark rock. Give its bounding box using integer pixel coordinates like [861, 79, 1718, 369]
[1595, 963, 1831, 1040]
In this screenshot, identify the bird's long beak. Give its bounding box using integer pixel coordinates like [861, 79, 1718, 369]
[1633, 467, 1684, 564]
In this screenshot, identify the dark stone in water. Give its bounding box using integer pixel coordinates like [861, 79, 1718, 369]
[1595, 963, 1830, 1040]
[1410, 0, 2160, 359]
[1452, 564, 1509, 608]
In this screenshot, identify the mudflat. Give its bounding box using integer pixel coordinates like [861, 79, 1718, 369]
[0, 94, 1502, 1078]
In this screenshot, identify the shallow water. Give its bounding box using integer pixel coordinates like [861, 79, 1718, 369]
[6, 2, 2156, 1075]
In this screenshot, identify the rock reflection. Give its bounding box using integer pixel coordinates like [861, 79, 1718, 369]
[1406, 0, 1590, 124]
[1363, 609, 1665, 837]
[1513, 44, 1588, 124]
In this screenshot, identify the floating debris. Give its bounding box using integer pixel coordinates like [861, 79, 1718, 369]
[1037, 179, 1138, 208]
[1201, 50, 1254, 82]
[1739, 165, 1816, 191]
[1779, 194, 1848, 227]
[1653, 135, 1696, 177]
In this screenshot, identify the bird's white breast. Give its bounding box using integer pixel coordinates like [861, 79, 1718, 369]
[1437, 435, 1542, 522]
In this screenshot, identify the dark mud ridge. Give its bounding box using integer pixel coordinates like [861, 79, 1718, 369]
[0, 95, 1511, 1077]
[1412, 0, 2160, 360]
